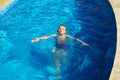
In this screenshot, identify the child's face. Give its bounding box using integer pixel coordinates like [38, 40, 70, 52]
[58, 26, 66, 35]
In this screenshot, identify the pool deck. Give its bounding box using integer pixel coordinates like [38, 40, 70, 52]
[0, 0, 12, 8]
[109, 0, 120, 80]
[0, 0, 120, 80]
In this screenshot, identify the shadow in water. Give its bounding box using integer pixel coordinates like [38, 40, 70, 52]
[29, 47, 50, 69]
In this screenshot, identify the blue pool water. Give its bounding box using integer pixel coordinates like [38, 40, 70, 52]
[0, 0, 116, 80]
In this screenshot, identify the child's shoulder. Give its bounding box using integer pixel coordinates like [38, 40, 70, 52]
[66, 34, 71, 37]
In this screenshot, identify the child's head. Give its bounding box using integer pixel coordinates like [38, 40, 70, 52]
[57, 24, 66, 35]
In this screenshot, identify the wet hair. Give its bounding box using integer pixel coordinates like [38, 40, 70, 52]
[57, 24, 67, 32]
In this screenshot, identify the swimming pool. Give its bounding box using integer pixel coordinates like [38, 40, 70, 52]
[0, 0, 116, 80]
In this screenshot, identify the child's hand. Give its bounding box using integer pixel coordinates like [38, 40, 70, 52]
[51, 47, 56, 53]
[31, 38, 40, 43]
[51, 49, 55, 53]
[83, 43, 89, 46]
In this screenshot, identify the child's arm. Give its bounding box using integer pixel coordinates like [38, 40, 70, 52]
[31, 34, 57, 43]
[67, 35, 89, 46]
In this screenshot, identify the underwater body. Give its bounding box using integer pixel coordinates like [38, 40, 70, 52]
[0, 0, 116, 80]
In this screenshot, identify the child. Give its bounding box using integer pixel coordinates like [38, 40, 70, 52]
[31, 24, 88, 73]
